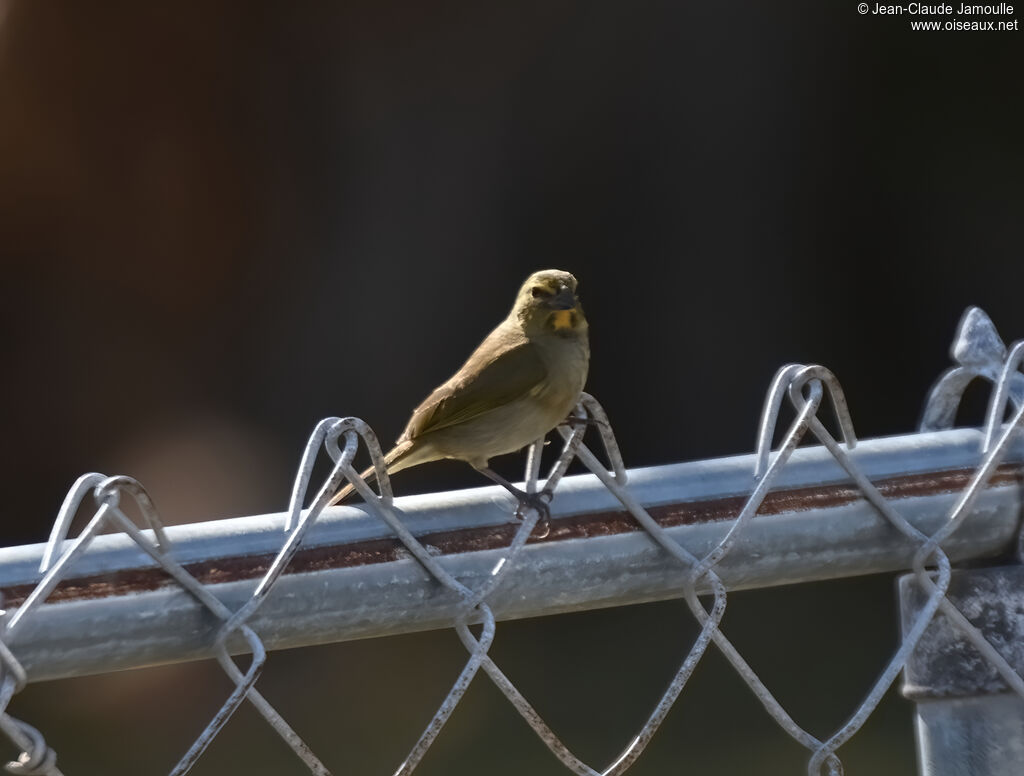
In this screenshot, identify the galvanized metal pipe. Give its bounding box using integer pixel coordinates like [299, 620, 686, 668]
[2, 427, 1022, 683]
[900, 565, 1024, 776]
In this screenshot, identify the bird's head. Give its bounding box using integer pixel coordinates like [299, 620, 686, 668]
[513, 269, 587, 337]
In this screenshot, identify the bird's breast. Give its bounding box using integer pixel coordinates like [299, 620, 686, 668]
[530, 335, 589, 414]
[419, 332, 589, 467]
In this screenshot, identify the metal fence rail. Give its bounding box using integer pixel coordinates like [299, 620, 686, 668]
[1, 428, 1022, 682]
[1, 305, 1023, 776]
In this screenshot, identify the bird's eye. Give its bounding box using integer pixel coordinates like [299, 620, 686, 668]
[531, 286, 547, 299]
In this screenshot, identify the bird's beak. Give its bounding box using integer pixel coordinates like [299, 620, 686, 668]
[549, 285, 576, 310]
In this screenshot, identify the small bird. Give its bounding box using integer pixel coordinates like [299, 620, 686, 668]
[329, 269, 590, 518]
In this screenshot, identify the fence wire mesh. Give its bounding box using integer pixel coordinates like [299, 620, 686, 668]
[1, 305, 1023, 775]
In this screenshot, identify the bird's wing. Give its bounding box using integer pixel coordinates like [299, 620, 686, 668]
[401, 327, 548, 441]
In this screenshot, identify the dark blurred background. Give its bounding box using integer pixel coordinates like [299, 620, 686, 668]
[1, 1, 1022, 773]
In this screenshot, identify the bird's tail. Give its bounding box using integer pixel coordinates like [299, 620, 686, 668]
[327, 441, 412, 506]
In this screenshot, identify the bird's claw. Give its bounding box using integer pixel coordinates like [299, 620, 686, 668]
[561, 414, 605, 430]
[515, 490, 553, 538]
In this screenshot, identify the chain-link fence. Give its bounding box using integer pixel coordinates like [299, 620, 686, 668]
[1, 305, 1023, 776]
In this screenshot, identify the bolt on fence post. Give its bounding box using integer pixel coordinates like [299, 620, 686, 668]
[899, 565, 1024, 776]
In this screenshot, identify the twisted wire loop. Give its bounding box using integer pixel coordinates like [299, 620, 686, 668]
[0, 472, 159, 776]
[983, 340, 1024, 453]
[799, 358, 1024, 774]
[374, 410, 602, 775]
[170, 417, 379, 776]
[5, 464, 335, 776]
[742, 351, 1024, 775]
[0, 612, 59, 776]
[500, 385, 844, 776]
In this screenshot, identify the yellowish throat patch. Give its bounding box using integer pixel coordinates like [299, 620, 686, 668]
[551, 310, 575, 330]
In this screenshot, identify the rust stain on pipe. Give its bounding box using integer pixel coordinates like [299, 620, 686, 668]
[4, 466, 1021, 607]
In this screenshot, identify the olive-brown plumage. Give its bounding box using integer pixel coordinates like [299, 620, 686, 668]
[329, 269, 589, 506]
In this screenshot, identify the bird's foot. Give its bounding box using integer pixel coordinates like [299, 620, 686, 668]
[472, 465, 554, 538]
[515, 489, 553, 539]
[561, 414, 606, 430]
